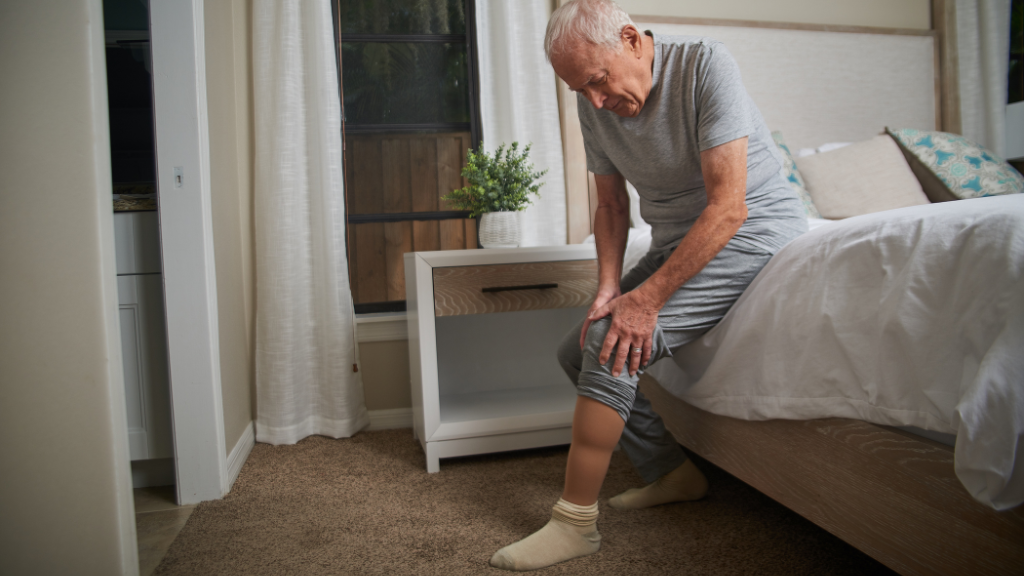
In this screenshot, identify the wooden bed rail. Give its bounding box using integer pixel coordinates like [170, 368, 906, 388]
[638, 374, 1024, 576]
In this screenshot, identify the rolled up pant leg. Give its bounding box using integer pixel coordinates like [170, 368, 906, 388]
[557, 240, 775, 484]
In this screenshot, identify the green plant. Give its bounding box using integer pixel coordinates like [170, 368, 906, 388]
[441, 142, 547, 217]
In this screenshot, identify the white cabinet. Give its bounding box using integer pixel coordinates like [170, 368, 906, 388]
[114, 212, 173, 461]
[117, 274, 173, 460]
[405, 245, 598, 472]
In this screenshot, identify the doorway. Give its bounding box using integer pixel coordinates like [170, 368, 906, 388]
[103, 0, 228, 513]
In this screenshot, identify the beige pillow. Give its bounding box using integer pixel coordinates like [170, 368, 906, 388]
[796, 135, 930, 219]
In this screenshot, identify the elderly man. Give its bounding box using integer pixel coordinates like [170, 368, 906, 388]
[489, 0, 809, 571]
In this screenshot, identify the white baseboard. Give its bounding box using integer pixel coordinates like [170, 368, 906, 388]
[225, 421, 255, 493]
[367, 408, 413, 431]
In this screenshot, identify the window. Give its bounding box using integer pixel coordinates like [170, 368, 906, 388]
[334, 0, 481, 314]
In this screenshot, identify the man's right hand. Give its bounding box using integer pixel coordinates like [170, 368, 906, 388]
[580, 288, 621, 350]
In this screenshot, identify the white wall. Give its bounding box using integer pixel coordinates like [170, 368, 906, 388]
[617, 0, 931, 30]
[205, 0, 257, 456]
[0, 0, 137, 574]
[362, 340, 413, 411]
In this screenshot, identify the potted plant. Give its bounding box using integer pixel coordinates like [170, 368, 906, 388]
[441, 142, 547, 248]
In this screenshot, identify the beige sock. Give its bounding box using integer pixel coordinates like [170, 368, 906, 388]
[489, 498, 601, 571]
[608, 459, 708, 510]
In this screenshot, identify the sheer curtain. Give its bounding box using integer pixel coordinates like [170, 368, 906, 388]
[476, 0, 567, 247]
[252, 0, 368, 445]
[956, 0, 1012, 157]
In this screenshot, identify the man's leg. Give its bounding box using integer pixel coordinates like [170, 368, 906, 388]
[556, 259, 691, 490]
[560, 325, 710, 508]
[491, 317, 679, 571]
[617, 388, 689, 484]
[608, 240, 777, 507]
[489, 396, 620, 571]
[490, 241, 775, 570]
[566, 316, 705, 512]
[608, 388, 708, 509]
[563, 396, 626, 505]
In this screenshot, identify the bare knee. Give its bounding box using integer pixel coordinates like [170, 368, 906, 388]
[572, 396, 625, 451]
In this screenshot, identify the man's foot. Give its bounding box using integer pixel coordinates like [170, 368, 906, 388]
[608, 459, 708, 510]
[490, 498, 601, 571]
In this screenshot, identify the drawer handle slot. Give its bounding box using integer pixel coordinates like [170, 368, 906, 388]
[481, 283, 558, 293]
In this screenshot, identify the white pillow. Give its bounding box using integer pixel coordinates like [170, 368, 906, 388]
[795, 135, 930, 219]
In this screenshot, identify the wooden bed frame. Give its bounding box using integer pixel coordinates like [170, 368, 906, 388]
[639, 375, 1024, 575]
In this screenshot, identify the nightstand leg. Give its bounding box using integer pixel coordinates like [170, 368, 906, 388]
[425, 443, 440, 473]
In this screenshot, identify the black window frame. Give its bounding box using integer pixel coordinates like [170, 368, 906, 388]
[331, 0, 483, 314]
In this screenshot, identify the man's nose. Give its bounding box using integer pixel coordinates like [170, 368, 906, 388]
[585, 89, 605, 110]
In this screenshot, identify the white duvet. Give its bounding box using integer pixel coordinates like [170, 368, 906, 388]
[633, 195, 1024, 510]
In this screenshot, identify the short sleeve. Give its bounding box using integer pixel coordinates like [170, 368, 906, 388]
[577, 97, 620, 175]
[694, 43, 755, 151]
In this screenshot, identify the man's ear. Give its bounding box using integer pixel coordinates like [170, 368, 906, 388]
[621, 25, 642, 56]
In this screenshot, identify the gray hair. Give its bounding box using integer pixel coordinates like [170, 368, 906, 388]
[544, 0, 637, 61]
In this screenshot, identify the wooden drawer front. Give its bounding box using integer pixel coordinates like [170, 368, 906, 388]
[432, 260, 598, 317]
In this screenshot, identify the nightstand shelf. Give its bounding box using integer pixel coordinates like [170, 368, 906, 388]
[435, 385, 578, 440]
[405, 245, 597, 472]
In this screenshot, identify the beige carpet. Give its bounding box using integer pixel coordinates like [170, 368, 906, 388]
[154, 429, 895, 575]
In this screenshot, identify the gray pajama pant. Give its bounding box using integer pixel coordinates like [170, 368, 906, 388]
[556, 238, 777, 484]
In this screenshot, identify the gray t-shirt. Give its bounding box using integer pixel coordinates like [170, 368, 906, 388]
[579, 33, 806, 257]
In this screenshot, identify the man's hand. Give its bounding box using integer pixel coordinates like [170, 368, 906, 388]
[585, 287, 661, 378]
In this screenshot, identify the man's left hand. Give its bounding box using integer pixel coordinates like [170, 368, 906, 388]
[587, 288, 661, 378]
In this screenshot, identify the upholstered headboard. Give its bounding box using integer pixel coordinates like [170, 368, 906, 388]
[632, 17, 938, 151]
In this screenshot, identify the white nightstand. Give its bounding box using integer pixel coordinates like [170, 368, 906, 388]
[404, 245, 598, 472]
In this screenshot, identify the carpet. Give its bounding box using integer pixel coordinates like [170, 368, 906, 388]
[154, 429, 895, 575]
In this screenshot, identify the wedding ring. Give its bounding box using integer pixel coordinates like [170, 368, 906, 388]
[632, 347, 642, 354]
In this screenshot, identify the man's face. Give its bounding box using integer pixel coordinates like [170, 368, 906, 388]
[551, 29, 651, 118]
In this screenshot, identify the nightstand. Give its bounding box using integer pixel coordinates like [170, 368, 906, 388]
[404, 245, 598, 472]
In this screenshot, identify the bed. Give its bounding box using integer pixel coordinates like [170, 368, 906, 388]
[612, 16, 1024, 575]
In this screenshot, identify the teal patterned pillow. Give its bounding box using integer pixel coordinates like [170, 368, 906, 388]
[886, 128, 1024, 200]
[771, 131, 822, 218]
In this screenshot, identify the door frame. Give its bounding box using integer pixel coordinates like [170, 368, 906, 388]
[149, 0, 227, 505]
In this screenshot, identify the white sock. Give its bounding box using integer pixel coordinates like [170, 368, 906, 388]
[490, 498, 601, 571]
[608, 459, 708, 510]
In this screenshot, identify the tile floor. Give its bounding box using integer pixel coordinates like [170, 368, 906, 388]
[134, 486, 194, 576]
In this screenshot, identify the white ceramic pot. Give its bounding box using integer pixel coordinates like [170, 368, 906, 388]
[478, 211, 521, 249]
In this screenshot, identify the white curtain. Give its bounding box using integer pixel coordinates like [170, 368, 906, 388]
[476, 0, 567, 247]
[252, 0, 369, 445]
[956, 0, 1012, 157]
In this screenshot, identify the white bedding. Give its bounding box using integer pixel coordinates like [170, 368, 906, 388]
[626, 196, 1024, 510]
